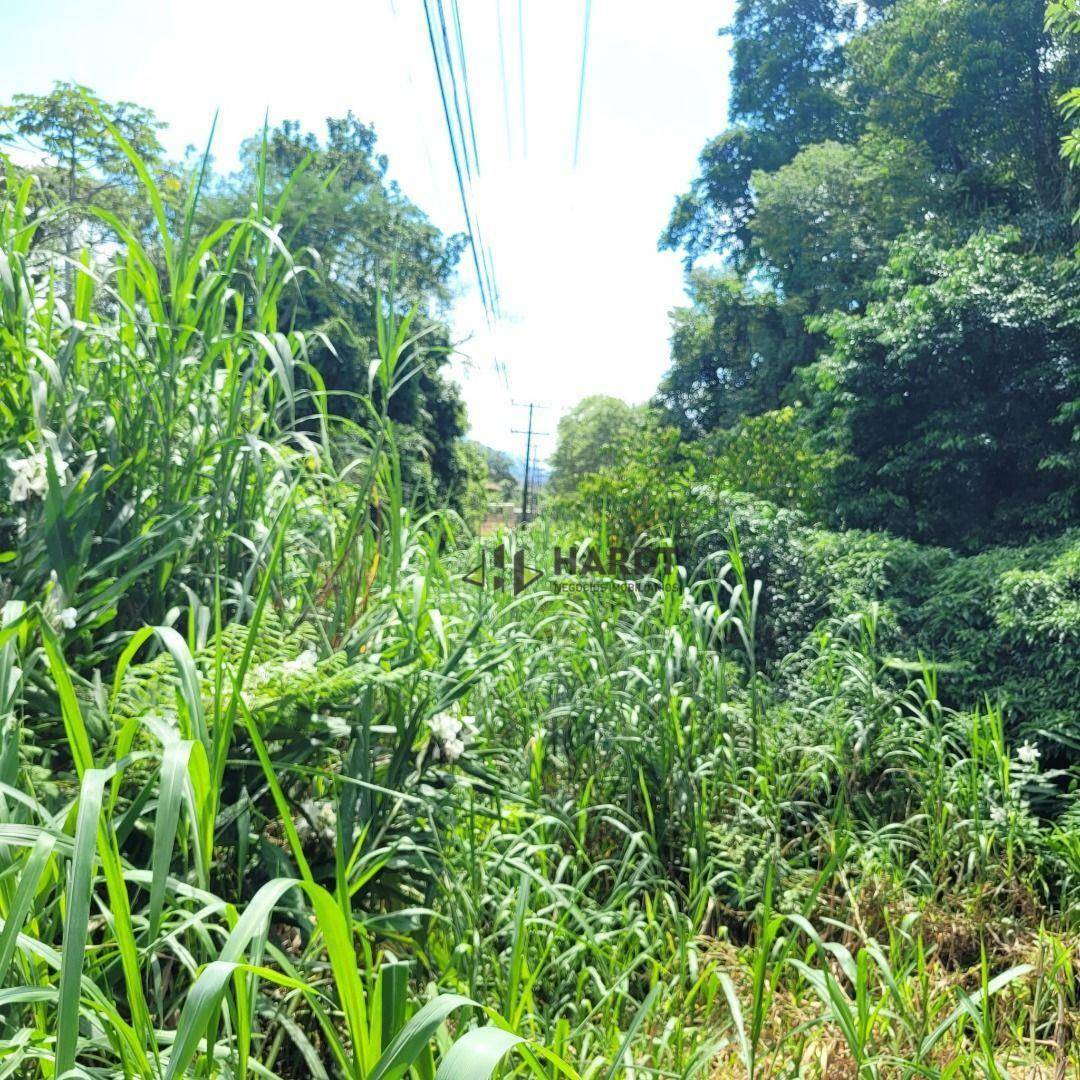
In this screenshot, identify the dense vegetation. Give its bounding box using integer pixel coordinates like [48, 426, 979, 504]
[655, 0, 1080, 550]
[0, 1, 1078, 1077]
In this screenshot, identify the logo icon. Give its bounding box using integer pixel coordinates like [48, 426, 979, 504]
[463, 544, 543, 595]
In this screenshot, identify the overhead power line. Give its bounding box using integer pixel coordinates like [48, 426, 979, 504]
[449, 0, 482, 176]
[435, 0, 475, 182]
[573, 0, 593, 166]
[517, 0, 528, 157]
[496, 0, 513, 155]
[420, 0, 501, 326]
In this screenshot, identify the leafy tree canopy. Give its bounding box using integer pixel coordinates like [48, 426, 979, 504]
[548, 396, 646, 499]
[661, 0, 857, 262]
[0, 82, 168, 292]
[804, 230, 1080, 548]
[655, 272, 814, 437]
[205, 115, 469, 502]
[655, 0, 1080, 548]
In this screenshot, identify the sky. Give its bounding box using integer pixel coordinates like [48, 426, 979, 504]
[0, 0, 733, 460]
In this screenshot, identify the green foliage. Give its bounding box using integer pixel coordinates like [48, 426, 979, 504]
[706, 406, 833, 514]
[448, 441, 519, 533]
[556, 404, 831, 539]
[0, 135, 592, 1076]
[1049, 0, 1080, 181]
[450, 439, 491, 531]
[0, 82, 164, 178]
[0, 147, 331, 634]
[656, 271, 813, 436]
[473, 442, 518, 500]
[204, 115, 469, 504]
[2, 20, 1080, 1078]
[547, 395, 645, 498]
[0, 82, 170, 298]
[806, 229, 1080, 547]
[678, 492, 1080, 747]
[659, 0, 1080, 549]
[920, 534, 1080, 749]
[751, 135, 937, 312]
[556, 419, 695, 537]
[849, 0, 1072, 226]
[661, 0, 855, 262]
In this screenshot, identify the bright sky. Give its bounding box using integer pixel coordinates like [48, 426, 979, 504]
[0, 0, 732, 459]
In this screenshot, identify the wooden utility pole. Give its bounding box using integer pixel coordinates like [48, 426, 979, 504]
[511, 402, 548, 524]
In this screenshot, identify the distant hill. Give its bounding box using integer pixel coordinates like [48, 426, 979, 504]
[467, 442, 547, 487]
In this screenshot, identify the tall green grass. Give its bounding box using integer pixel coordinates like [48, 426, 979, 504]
[1, 128, 1078, 1079]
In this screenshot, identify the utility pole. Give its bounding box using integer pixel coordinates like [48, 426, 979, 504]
[511, 402, 548, 524]
[519, 404, 534, 523]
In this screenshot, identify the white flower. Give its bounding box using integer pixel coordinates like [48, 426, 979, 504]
[1017, 742, 1040, 765]
[990, 806, 1008, 825]
[246, 662, 272, 691]
[9, 454, 47, 502]
[294, 798, 337, 843]
[314, 800, 337, 832]
[8, 449, 67, 503]
[427, 710, 477, 763]
[442, 735, 466, 762]
[282, 649, 317, 676]
[59, 607, 77, 630]
[427, 711, 462, 742]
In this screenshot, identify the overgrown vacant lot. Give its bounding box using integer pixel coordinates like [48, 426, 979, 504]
[3, 0, 1080, 1070]
[0, 149, 1079, 1078]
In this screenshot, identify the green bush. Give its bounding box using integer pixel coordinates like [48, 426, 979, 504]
[683, 492, 1080, 744]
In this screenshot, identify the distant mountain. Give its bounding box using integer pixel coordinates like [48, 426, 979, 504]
[506, 453, 548, 487]
[467, 441, 547, 487]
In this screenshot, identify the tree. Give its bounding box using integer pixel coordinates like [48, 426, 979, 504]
[750, 135, 938, 313]
[450, 443, 520, 531]
[661, 0, 856, 263]
[450, 440, 491, 532]
[206, 115, 469, 502]
[705, 406, 832, 514]
[559, 422, 697, 538]
[1048, 0, 1080, 174]
[805, 230, 1080, 548]
[849, 0, 1076, 230]
[0, 82, 166, 295]
[728, 0, 854, 152]
[548, 396, 645, 498]
[655, 272, 814, 437]
[473, 443, 518, 501]
[655, 0, 1080, 555]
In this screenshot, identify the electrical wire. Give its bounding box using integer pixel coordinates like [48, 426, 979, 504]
[450, 0, 482, 176]
[517, 0, 527, 157]
[434, 0, 475, 183]
[573, 0, 593, 166]
[421, 0, 492, 321]
[496, 0, 513, 155]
